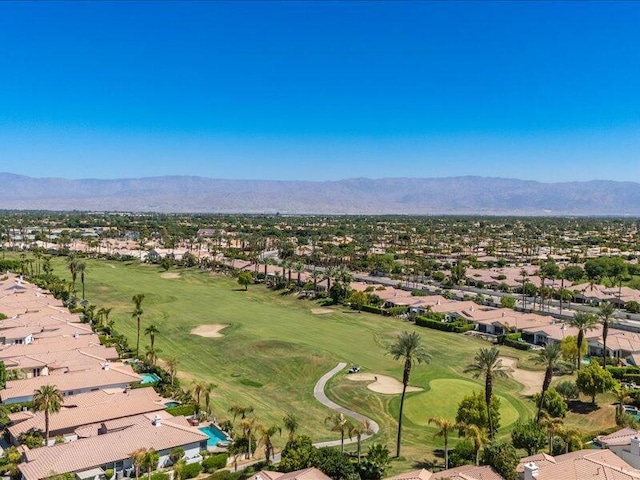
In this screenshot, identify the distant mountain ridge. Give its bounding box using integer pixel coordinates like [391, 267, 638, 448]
[1, 173, 640, 215]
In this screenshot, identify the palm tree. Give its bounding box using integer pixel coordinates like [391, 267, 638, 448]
[464, 347, 508, 440]
[535, 343, 564, 422]
[193, 382, 206, 414]
[428, 417, 455, 470]
[568, 312, 599, 370]
[145, 323, 160, 351]
[67, 256, 79, 295]
[32, 384, 63, 444]
[388, 331, 431, 457]
[166, 356, 179, 386]
[144, 345, 161, 365]
[598, 301, 616, 367]
[558, 427, 583, 454]
[228, 405, 254, 422]
[352, 419, 374, 463]
[77, 261, 86, 299]
[203, 383, 215, 416]
[325, 412, 354, 453]
[458, 423, 487, 466]
[614, 386, 632, 423]
[141, 449, 160, 480]
[283, 413, 299, 441]
[241, 416, 256, 458]
[257, 424, 281, 463]
[130, 448, 148, 480]
[539, 412, 564, 455]
[131, 294, 145, 357]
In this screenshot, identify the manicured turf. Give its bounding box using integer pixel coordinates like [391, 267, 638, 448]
[9, 255, 615, 471]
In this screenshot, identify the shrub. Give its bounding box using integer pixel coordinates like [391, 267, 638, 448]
[166, 404, 196, 417]
[150, 473, 170, 480]
[181, 463, 202, 479]
[360, 305, 390, 316]
[104, 470, 114, 480]
[202, 454, 228, 473]
[415, 315, 475, 333]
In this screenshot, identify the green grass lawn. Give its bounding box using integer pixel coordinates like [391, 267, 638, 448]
[6, 255, 615, 471]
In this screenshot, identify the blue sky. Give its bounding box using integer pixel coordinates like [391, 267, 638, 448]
[1, 1, 639, 182]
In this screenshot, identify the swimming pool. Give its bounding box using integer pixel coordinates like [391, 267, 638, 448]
[198, 423, 229, 447]
[140, 373, 161, 384]
[165, 401, 181, 409]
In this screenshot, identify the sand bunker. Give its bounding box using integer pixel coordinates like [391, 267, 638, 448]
[161, 272, 181, 279]
[347, 373, 423, 395]
[501, 357, 544, 396]
[311, 308, 334, 315]
[190, 324, 228, 338]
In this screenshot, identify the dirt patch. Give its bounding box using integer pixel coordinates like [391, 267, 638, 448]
[161, 272, 181, 279]
[347, 372, 423, 395]
[501, 357, 544, 396]
[190, 324, 228, 338]
[311, 308, 334, 315]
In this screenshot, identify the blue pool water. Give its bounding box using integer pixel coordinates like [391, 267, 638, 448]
[140, 373, 161, 384]
[165, 401, 181, 409]
[199, 424, 229, 447]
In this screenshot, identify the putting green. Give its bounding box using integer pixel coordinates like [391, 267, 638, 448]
[403, 378, 520, 429]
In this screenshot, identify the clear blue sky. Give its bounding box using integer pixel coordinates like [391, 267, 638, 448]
[1, 1, 639, 182]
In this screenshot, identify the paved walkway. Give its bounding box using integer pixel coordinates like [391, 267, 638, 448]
[228, 362, 380, 470]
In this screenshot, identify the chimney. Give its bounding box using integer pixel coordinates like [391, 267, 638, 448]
[153, 414, 162, 427]
[631, 436, 640, 456]
[73, 332, 79, 339]
[102, 361, 110, 371]
[523, 462, 538, 480]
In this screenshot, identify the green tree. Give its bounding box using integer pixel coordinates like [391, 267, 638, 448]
[352, 419, 375, 463]
[456, 391, 501, 433]
[0, 360, 6, 389]
[237, 271, 253, 291]
[511, 419, 546, 456]
[77, 261, 86, 299]
[555, 380, 580, 402]
[358, 444, 391, 480]
[534, 343, 564, 422]
[315, 447, 356, 480]
[428, 417, 455, 470]
[464, 347, 508, 439]
[560, 336, 586, 372]
[132, 293, 145, 357]
[500, 297, 516, 309]
[532, 388, 567, 419]
[482, 442, 518, 480]
[349, 290, 367, 313]
[568, 312, 599, 370]
[458, 423, 488, 466]
[598, 301, 617, 367]
[388, 331, 431, 457]
[576, 362, 617, 405]
[144, 323, 160, 351]
[279, 436, 318, 472]
[141, 449, 160, 480]
[33, 384, 63, 444]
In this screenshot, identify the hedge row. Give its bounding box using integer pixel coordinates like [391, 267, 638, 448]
[607, 366, 640, 380]
[502, 338, 531, 351]
[415, 316, 475, 333]
[166, 404, 197, 417]
[359, 305, 391, 316]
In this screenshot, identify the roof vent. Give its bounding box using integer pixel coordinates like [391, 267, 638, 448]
[102, 362, 110, 371]
[153, 415, 162, 427]
[73, 332, 79, 339]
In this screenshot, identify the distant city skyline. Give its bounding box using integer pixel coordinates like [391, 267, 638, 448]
[1, 1, 639, 182]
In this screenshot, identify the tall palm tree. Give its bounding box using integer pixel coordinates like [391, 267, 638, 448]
[568, 312, 599, 370]
[130, 448, 148, 480]
[203, 383, 215, 416]
[535, 343, 564, 422]
[257, 424, 281, 464]
[598, 301, 616, 367]
[388, 331, 431, 457]
[228, 405, 254, 422]
[464, 347, 508, 440]
[241, 416, 256, 458]
[558, 427, 583, 454]
[166, 356, 179, 386]
[131, 294, 145, 357]
[144, 345, 161, 365]
[77, 261, 86, 299]
[33, 384, 63, 444]
[352, 419, 374, 463]
[614, 386, 632, 423]
[325, 412, 354, 453]
[283, 413, 299, 441]
[145, 323, 160, 351]
[458, 423, 487, 466]
[193, 382, 206, 414]
[141, 449, 160, 480]
[428, 417, 455, 470]
[539, 412, 564, 455]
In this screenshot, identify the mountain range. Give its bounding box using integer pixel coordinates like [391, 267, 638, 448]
[1, 173, 640, 215]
